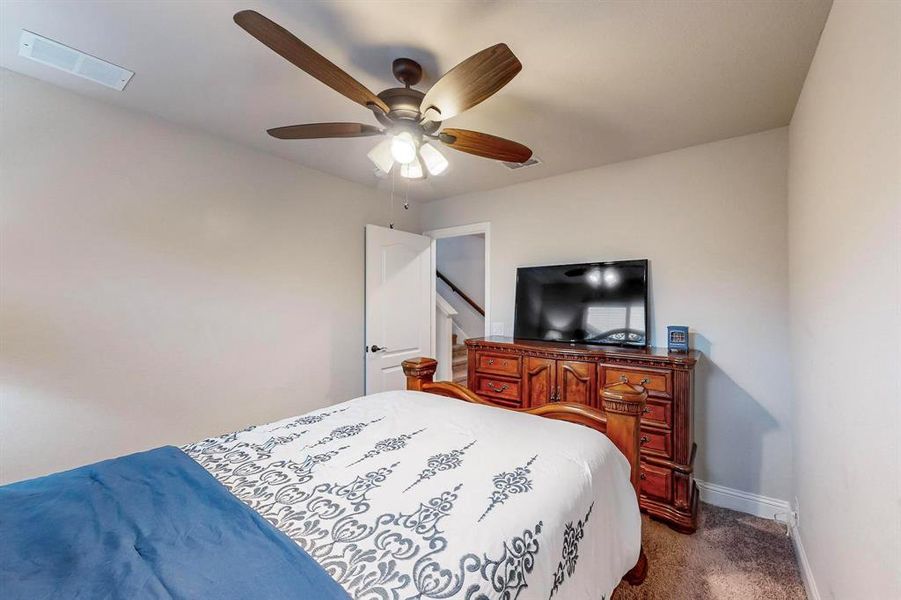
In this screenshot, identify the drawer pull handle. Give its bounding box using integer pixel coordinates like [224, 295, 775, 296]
[487, 358, 495, 365]
[639, 473, 647, 481]
[640, 436, 650, 445]
[487, 382, 509, 393]
[642, 406, 652, 414]
[618, 375, 651, 385]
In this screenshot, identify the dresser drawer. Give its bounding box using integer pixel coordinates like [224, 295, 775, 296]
[639, 426, 673, 459]
[475, 351, 521, 377]
[603, 365, 672, 398]
[472, 374, 522, 406]
[641, 398, 673, 429]
[640, 463, 673, 503]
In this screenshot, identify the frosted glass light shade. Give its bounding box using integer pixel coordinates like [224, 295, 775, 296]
[419, 143, 449, 176]
[367, 138, 394, 174]
[400, 157, 424, 179]
[390, 132, 417, 164]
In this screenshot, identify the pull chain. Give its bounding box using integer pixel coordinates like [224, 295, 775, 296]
[404, 176, 409, 211]
[386, 166, 410, 229]
[388, 166, 396, 229]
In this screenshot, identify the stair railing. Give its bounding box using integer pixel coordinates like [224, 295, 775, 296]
[436, 271, 485, 316]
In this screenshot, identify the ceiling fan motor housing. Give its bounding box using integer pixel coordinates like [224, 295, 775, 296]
[373, 86, 440, 134]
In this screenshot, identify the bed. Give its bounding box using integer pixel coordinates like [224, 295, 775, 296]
[0, 357, 647, 599]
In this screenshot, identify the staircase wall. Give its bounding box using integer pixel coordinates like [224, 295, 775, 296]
[436, 234, 485, 338]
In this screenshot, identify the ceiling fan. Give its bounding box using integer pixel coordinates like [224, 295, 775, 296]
[233, 10, 532, 179]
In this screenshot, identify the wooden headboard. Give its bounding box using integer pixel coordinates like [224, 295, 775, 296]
[401, 356, 649, 585]
[402, 356, 646, 489]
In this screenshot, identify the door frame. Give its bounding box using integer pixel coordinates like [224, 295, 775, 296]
[423, 222, 492, 358]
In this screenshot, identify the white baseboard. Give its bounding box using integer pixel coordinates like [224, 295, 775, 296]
[790, 524, 821, 600]
[695, 479, 791, 520]
[695, 480, 820, 599]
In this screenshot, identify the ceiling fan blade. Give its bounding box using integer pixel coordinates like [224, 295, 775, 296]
[267, 122, 383, 140]
[234, 10, 389, 114]
[420, 44, 522, 122]
[439, 128, 532, 163]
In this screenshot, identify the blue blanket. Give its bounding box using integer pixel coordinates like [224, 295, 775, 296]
[0, 446, 349, 599]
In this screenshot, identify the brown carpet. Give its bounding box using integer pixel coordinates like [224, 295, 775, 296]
[613, 503, 806, 600]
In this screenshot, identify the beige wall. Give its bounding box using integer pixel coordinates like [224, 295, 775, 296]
[0, 70, 419, 483]
[788, 2, 901, 597]
[421, 128, 793, 500]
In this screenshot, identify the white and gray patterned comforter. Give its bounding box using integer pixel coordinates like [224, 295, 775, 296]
[183, 390, 641, 600]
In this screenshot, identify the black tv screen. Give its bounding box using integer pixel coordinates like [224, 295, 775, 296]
[513, 259, 649, 347]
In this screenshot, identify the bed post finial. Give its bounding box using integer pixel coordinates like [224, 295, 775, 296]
[600, 381, 647, 496]
[402, 357, 437, 391]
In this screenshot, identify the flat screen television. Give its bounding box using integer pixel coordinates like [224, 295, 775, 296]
[513, 259, 649, 347]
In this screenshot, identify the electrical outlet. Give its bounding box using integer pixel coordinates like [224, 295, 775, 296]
[773, 510, 795, 537]
[775, 497, 800, 538]
[491, 322, 505, 336]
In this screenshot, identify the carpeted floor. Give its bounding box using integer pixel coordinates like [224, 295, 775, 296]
[613, 503, 806, 599]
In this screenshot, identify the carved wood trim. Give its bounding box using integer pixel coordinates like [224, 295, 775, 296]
[465, 338, 698, 369]
[560, 363, 590, 382]
[528, 363, 550, 375]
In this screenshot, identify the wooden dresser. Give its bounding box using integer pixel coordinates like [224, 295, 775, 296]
[465, 336, 701, 533]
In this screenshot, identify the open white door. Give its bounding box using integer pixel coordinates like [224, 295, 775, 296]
[365, 224, 433, 394]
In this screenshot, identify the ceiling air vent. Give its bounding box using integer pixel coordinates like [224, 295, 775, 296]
[501, 156, 541, 170]
[18, 30, 134, 91]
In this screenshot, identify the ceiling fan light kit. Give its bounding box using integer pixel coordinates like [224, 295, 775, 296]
[419, 143, 449, 176]
[367, 138, 395, 174]
[233, 10, 533, 181]
[400, 158, 424, 180]
[389, 132, 418, 165]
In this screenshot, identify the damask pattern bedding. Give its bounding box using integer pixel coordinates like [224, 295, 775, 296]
[183, 389, 642, 599]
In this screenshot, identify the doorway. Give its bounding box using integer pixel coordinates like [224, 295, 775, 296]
[425, 223, 491, 386]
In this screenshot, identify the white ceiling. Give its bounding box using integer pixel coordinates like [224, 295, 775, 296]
[0, 1, 831, 202]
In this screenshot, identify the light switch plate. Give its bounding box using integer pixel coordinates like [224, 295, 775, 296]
[491, 322, 505, 336]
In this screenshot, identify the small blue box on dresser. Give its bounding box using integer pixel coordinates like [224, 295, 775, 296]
[667, 326, 690, 352]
